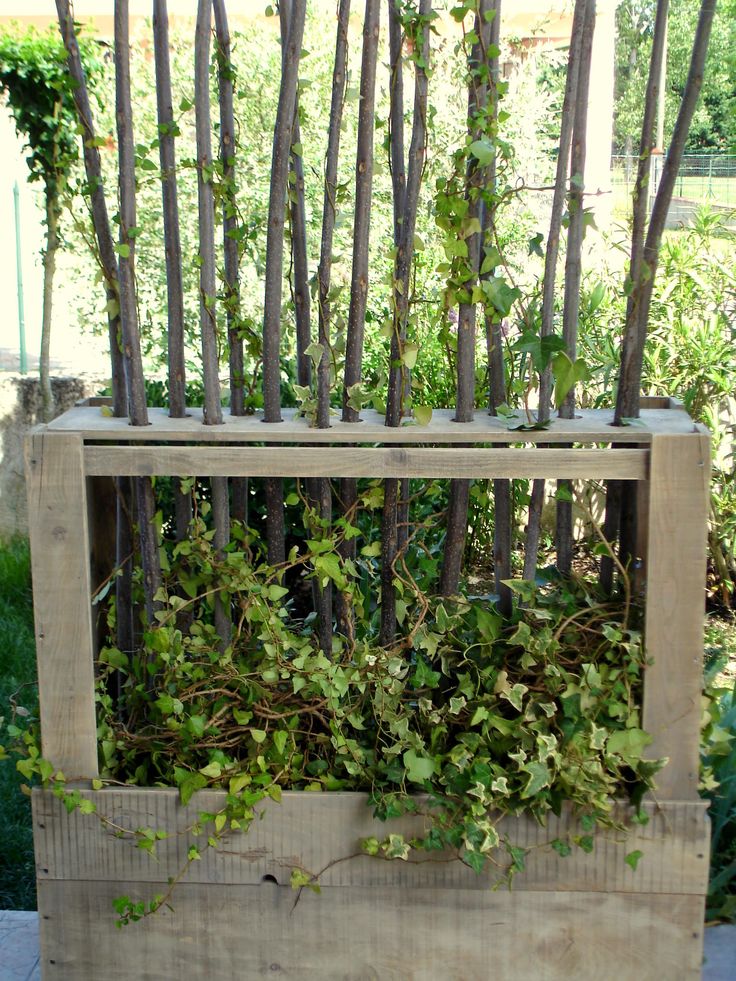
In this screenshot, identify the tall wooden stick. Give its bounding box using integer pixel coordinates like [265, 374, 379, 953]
[213, 0, 248, 526]
[477, 0, 512, 617]
[555, 0, 595, 578]
[381, 0, 432, 645]
[337, 0, 380, 634]
[341, 0, 381, 423]
[263, 0, 306, 566]
[213, 0, 243, 416]
[387, 0, 410, 554]
[56, 0, 126, 419]
[279, 0, 312, 391]
[115, 0, 161, 624]
[153, 0, 191, 542]
[606, 0, 716, 584]
[313, 0, 351, 653]
[195, 0, 231, 647]
[440, 0, 492, 597]
[601, 0, 668, 593]
[195, 0, 223, 429]
[56, 0, 132, 656]
[614, 0, 671, 427]
[388, 0, 406, 243]
[316, 0, 351, 431]
[263, 0, 307, 424]
[523, 0, 587, 583]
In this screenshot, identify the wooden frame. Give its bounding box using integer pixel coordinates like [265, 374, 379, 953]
[25, 400, 710, 980]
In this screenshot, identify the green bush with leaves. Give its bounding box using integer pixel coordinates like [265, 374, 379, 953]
[702, 637, 736, 922]
[0, 26, 102, 420]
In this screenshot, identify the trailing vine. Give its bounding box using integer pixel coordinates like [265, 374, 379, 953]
[4, 479, 663, 924]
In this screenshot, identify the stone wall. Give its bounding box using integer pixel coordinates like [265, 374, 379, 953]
[0, 375, 100, 537]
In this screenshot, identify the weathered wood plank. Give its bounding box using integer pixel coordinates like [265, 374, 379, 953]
[47, 405, 697, 444]
[25, 433, 98, 779]
[643, 430, 710, 799]
[83, 445, 649, 481]
[33, 789, 709, 896]
[36, 878, 705, 980]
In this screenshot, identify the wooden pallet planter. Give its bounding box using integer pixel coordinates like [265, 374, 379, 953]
[26, 399, 710, 980]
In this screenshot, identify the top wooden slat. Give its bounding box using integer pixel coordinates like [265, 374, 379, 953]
[48, 405, 697, 445]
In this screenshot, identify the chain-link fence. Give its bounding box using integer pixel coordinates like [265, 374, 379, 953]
[612, 154, 736, 211]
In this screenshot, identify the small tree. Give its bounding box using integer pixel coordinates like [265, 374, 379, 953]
[0, 28, 98, 420]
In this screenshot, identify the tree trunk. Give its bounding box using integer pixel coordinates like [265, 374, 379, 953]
[39, 186, 59, 424]
[313, 0, 350, 650]
[56, 0, 126, 418]
[115, 0, 161, 627]
[153, 0, 191, 543]
[195, 0, 231, 648]
[523, 0, 587, 582]
[605, 0, 715, 590]
[213, 0, 248, 526]
[262, 0, 306, 567]
[337, 0, 380, 635]
[316, 0, 351, 431]
[556, 0, 596, 578]
[341, 0, 381, 422]
[263, 0, 307, 424]
[440, 0, 492, 597]
[381, 0, 432, 645]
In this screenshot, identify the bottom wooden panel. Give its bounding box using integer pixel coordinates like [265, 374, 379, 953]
[37, 880, 705, 981]
[33, 790, 709, 980]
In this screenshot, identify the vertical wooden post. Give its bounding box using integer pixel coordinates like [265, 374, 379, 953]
[25, 431, 98, 780]
[643, 429, 709, 800]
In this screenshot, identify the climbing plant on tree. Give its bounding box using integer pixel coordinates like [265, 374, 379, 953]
[0, 27, 101, 421]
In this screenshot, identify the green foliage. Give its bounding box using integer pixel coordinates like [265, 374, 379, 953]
[5, 489, 664, 922]
[573, 212, 736, 603]
[0, 538, 37, 910]
[614, 0, 736, 153]
[702, 631, 736, 922]
[0, 26, 101, 195]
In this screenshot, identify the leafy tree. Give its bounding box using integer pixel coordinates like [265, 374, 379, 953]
[0, 27, 99, 419]
[614, 0, 735, 154]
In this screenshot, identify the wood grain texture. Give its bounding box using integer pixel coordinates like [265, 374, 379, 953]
[36, 879, 705, 980]
[83, 446, 648, 481]
[643, 430, 710, 799]
[25, 433, 98, 778]
[33, 789, 709, 896]
[47, 405, 696, 444]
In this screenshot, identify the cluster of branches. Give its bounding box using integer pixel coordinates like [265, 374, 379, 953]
[54, 0, 716, 659]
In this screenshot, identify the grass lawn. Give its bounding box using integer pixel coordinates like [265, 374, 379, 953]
[0, 538, 37, 910]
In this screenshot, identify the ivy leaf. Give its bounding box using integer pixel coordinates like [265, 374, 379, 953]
[625, 849, 643, 871]
[520, 761, 550, 798]
[403, 749, 435, 784]
[414, 405, 433, 426]
[468, 139, 495, 167]
[199, 761, 222, 779]
[179, 772, 207, 806]
[463, 849, 486, 874]
[528, 232, 544, 257]
[606, 727, 651, 763]
[401, 343, 419, 369]
[551, 352, 590, 409]
[412, 656, 441, 690]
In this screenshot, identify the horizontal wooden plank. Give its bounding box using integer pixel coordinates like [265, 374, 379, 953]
[33, 789, 709, 896]
[47, 405, 698, 445]
[83, 445, 649, 480]
[37, 879, 705, 980]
